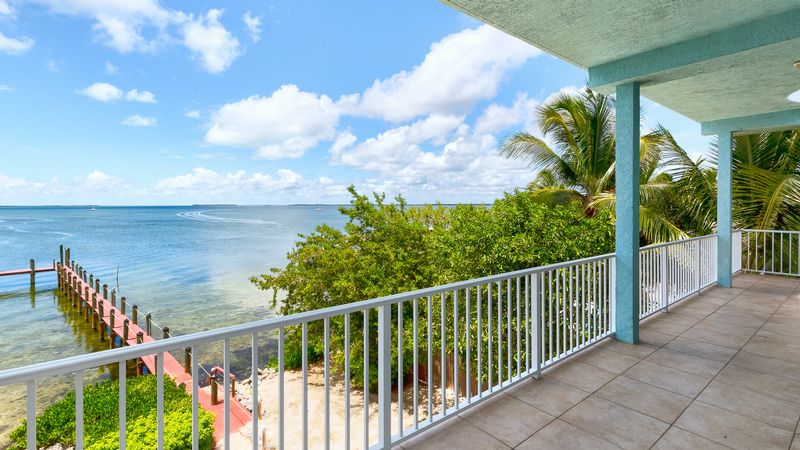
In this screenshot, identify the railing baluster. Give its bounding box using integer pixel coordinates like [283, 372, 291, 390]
[440, 293, 446, 414]
[76, 371, 83, 450]
[191, 347, 199, 450]
[426, 296, 432, 422]
[377, 304, 391, 449]
[453, 291, 458, 409]
[324, 317, 330, 450]
[157, 352, 164, 450]
[476, 285, 482, 398]
[396, 302, 403, 435]
[224, 339, 231, 450]
[251, 334, 259, 450]
[364, 310, 370, 448]
[27, 380, 35, 450]
[487, 282, 493, 389]
[302, 323, 308, 450]
[278, 328, 285, 450]
[506, 279, 511, 382]
[412, 299, 418, 427]
[344, 314, 351, 449]
[119, 360, 126, 450]
[465, 288, 471, 400]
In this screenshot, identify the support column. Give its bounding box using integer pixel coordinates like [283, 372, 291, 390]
[717, 131, 733, 287]
[615, 82, 640, 344]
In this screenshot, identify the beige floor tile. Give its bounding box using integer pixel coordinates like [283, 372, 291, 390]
[664, 336, 738, 363]
[792, 434, 800, 450]
[458, 393, 554, 447]
[506, 377, 589, 416]
[676, 401, 794, 450]
[638, 329, 674, 346]
[401, 417, 508, 450]
[640, 320, 692, 337]
[600, 340, 659, 359]
[692, 317, 759, 338]
[700, 287, 743, 300]
[548, 360, 616, 393]
[595, 376, 692, 423]
[577, 347, 641, 374]
[623, 360, 710, 398]
[652, 426, 729, 450]
[658, 311, 703, 326]
[742, 334, 800, 363]
[706, 311, 766, 328]
[729, 350, 800, 383]
[715, 364, 800, 405]
[697, 380, 800, 431]
[645, 347, 726, 378]
[561, 395, 668, 449]
[679, 326, 751, 349]
[516, 419, 619, 450]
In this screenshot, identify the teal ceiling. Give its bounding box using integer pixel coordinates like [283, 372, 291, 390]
[440, 0, 800, 132]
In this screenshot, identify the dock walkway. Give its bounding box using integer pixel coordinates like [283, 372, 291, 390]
[57, 261, 251, 444]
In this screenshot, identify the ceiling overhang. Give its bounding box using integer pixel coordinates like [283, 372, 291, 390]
[440, 0, 800, 135]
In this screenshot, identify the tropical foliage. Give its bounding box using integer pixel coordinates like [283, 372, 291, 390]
[251, 187, 615, 387]
[501, 87, 800, 241]
[10, 375, 214, 450]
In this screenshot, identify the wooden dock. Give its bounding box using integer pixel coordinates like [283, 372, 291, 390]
[51, 249, 251, 444]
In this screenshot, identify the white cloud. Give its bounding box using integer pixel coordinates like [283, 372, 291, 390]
[205, 84, 340, 159]
[125, 88, 157, 103]
[121, 115, 157, 126]
[243, 11, 262, 43]
[81, 170, 128, 190]
[0, 0, 12, 15]
[330, 130, 357, 157]
[155, 167, 303, 195]
[78, 82, 123, 102]
[78, 82, 157, 103]
[0, 32, 34, 55]
[343, 25, 540, 122]
[335, 114, 464, 172]
[105, 61, 119, 74]
[185, 110, 201, 119]
[474, 92, 538, 135]
[0, 84, 13, 92]
[33, 2, 243, 72]
[182, 9, 241, 74]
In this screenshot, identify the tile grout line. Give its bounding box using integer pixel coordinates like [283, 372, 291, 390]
[658, 276, 798, 450]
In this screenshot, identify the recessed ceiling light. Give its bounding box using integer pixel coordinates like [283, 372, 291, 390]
[789, 89, 800, 103]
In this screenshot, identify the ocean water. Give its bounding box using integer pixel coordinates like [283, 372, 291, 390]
[0, 205, 348, 445]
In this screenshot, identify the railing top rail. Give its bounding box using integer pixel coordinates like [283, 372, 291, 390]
[639, 233, 717, 251]
[739, 229, 799, 233]
[0, 232, 719, 386]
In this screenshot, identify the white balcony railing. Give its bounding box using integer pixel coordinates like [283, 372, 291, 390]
[0, 232, 741, 450]
[740, 229, 800, 277]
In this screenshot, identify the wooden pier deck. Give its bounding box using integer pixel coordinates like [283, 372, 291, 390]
[57, 261, 251, 444]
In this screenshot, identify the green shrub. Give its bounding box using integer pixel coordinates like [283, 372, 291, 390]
[252, 187, 615, 388]
[10, 375, 214, 450]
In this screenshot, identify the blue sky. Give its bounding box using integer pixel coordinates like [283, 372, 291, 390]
[0, 0, 711, 205]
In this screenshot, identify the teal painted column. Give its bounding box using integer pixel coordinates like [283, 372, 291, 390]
[614, 82, 640, 344]
[717, 131, 733, 287]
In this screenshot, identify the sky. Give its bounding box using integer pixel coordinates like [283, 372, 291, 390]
[0, 0, 712, 206]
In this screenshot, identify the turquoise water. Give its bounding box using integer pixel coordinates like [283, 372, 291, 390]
[0, 205, 347, 445]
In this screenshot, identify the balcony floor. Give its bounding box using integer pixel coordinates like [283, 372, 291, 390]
[400, 273, 800, 450]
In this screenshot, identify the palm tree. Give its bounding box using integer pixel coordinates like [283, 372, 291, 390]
[730, 131, 800, 230]
[502, 88, 689, 242]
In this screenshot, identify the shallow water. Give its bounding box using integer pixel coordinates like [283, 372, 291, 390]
[0, 205, 347, 446]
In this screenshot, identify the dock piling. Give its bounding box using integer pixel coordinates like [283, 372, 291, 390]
[91, 294, 97, 330]
[145, 313, 152, 336]
[103, 284, 108, 300]
[109, 310, 116, 349]
[111, 289, 116, 308]
[184, 348, 191, 374]
[122, 319, 129, 345]
[59, 245, 64, 265]
[162, 326, 170, 339]
[121, 297, 126, 315]
[89, 273, 93, 287]
[29, 259, 35, 288]
[135, 332, 144, 375]
[98, 303, 105, 341]
[132, 305, 138, 325]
